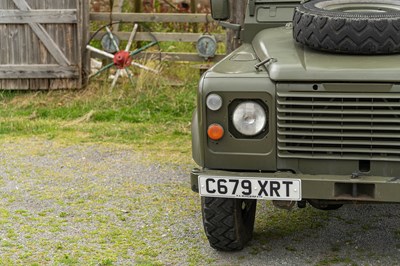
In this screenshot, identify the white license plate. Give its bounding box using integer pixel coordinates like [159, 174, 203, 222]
[199, 176, 301, 201]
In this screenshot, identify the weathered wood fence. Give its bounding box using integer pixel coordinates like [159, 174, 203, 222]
[0, 0, 244, 90]
[0, 0, 89, 90]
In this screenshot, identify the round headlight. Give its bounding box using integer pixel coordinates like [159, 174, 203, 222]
[206, 94, 223, 111]
[232, 101, 267, 136]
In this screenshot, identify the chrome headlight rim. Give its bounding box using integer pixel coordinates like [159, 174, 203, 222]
[229, 99, 268, 139]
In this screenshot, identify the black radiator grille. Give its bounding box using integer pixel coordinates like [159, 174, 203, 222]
[277, 92, 400, 161]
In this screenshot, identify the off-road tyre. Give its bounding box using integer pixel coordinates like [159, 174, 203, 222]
[293, 0, 400, 54]
[201, 197, 257, 251]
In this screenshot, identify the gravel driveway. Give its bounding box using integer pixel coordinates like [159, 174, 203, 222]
[1, 138, 400, 265]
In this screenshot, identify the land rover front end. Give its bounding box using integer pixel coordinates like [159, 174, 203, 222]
[191, 0, 400, 251]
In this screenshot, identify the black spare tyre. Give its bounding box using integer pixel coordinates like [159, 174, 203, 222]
[293, 0, 400, 54]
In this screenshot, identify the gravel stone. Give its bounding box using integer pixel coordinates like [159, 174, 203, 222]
[1, 138, 400, 265]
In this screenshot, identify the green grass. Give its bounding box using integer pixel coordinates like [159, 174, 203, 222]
[0, 63, 198, 164]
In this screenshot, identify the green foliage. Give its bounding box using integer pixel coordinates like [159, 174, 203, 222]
[0, 65, 196, 130]
[0, 62, 198, 164]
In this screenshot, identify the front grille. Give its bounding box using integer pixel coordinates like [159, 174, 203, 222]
[277, 91, 400, 161]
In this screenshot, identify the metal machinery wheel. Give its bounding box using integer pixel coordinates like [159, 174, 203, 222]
[87, 22, 161, 89]
[293, 0, 400, 54]
[201, 197, 257, 251]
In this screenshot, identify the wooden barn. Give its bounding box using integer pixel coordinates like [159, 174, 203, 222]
[0, 0, 89, 90]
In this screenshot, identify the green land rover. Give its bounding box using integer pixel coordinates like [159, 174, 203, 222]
[190, 0, 400, 251]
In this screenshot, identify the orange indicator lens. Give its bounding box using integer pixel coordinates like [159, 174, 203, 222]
[207, 124, 224, 141]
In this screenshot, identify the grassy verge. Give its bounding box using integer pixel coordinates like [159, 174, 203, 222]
[0, 63, 197, 164]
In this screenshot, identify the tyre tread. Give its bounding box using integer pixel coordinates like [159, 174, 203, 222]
[201, 197, 256, 251]
[293, 0, 400, 54]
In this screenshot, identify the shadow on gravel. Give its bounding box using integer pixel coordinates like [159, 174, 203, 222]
[208, 203, 400, 266]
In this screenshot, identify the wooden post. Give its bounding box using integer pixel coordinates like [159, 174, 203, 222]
[134, 0, 143, 47]
[112, 0, 123, 31]
[134, 0, 142, 13]
[82, 0, 91, 87]
[226, 0, 246, 54]
[190, 0, 198, 33]
[113, 0, 123, 11]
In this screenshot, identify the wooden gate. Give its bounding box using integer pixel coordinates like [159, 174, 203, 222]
[0, 0, 89, 90]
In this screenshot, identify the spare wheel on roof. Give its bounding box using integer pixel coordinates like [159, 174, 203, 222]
[293, 0, 400, 54]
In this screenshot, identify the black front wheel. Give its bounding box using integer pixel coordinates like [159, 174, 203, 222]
[201, 197, 257, 251]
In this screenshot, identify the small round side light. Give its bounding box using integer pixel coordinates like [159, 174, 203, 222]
[207, 124, 224, 141]
[206, 94, 223, 111]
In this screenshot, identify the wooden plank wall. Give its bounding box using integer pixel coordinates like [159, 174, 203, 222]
[0, 0, 89, 90]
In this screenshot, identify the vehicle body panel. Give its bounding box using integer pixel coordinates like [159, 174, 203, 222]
[253, 27, 400, 82]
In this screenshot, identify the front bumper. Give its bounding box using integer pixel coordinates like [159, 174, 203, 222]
[191, 168, 400, 203]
